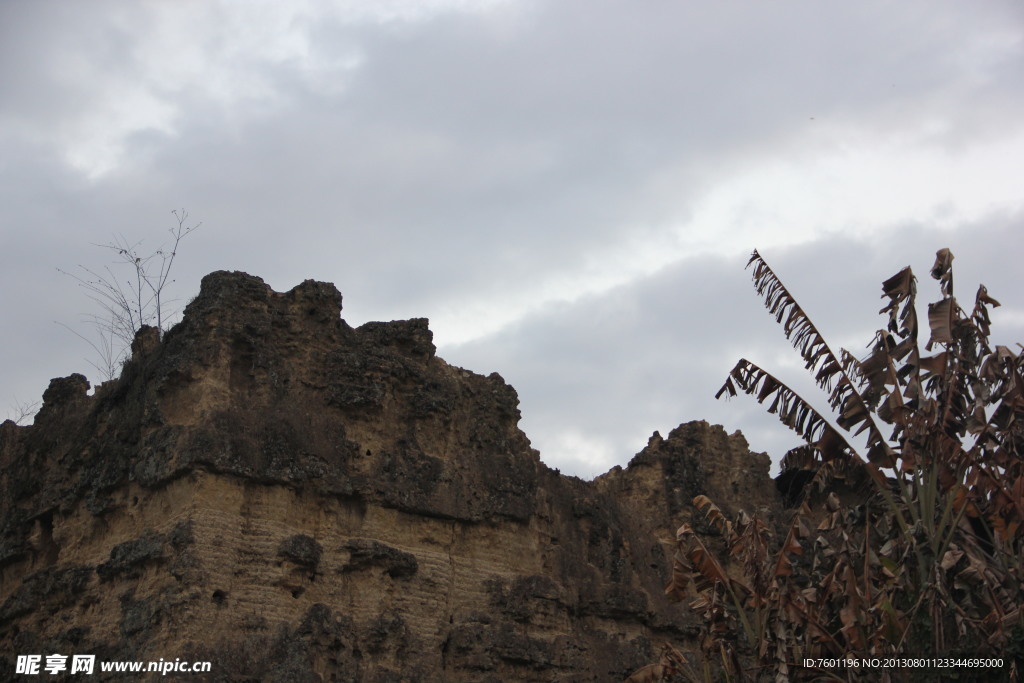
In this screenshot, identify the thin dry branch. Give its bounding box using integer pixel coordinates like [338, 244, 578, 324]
[57, 209, 200, 379]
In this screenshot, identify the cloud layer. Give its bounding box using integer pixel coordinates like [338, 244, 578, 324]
[3, 1, 1022, 476]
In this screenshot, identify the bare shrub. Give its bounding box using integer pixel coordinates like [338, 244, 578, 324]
[58, 209, 200, 379]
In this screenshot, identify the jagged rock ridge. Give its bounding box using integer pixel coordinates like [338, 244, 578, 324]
[0, 271, 782, 681]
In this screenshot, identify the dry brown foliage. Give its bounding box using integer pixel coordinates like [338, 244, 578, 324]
[635, 249, 1024, 682]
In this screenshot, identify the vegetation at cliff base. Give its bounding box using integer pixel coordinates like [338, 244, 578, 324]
[636, 249, 1023, 682]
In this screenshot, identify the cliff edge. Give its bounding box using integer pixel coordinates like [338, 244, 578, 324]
[0, 271, 782, 681]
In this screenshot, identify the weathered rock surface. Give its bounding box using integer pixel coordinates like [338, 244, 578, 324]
[0, 271, 782, 681]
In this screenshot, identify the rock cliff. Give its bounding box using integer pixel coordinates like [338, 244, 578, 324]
[0, 271, 782, 681]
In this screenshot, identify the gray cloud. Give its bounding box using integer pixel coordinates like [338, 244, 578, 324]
[2, 1, 1022, 474]
[443, 214, 1024, 477]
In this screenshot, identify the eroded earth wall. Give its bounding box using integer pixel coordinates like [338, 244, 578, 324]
[0, 271, 782, 681]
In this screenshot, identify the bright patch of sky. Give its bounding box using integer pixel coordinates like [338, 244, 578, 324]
[46, 0, 527, 178]
[433, 123, 1024, 348]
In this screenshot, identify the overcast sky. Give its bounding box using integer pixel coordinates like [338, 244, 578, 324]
[2, 1, 1022, 479]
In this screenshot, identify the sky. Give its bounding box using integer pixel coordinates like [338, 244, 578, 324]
[2, 0, 1022, 479]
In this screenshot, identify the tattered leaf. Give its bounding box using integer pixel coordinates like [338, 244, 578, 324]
[927, 297, 956, 348]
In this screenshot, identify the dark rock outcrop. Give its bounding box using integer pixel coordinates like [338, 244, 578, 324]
[0, 271, 782, 681]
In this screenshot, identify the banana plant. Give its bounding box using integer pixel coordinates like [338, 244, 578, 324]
[644, 250, 1023, 682]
